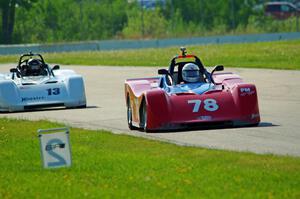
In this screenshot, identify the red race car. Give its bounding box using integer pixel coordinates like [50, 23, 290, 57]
[125, 47, 260, 132]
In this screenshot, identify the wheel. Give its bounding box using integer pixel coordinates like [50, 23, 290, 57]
[127, 96, 138, 130]
[67, 104, 86, 109]
[76, 104, 87, 108]
[249, 122, 260, 127]
[139, 99, 148, 132]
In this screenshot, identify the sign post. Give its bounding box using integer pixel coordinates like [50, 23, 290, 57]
[38, 127, 72, 169]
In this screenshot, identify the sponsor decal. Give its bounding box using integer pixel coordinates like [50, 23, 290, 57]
[21, 96, 46, 102]
[198, 116, 213, 121]
[251, 113, 260, 119]
[20, 87, 29, 90]
[150, 82, 159, 88]
[240, 87, 255, 96]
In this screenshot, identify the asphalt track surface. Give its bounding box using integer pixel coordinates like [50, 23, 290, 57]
[1, 64, 300, 157]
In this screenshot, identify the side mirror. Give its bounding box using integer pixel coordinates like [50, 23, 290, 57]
[52, 65, 60, 70]
[211, 65, 224, 75]
[214, 65, 224, 72]
[10, 68, 18, 73]
[211, 65, 224, 84]
[158, 69, 169, 75]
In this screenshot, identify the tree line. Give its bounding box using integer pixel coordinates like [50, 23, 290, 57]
[0, 0, 297, 44]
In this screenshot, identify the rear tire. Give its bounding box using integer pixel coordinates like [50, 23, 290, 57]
[127, 96, 138, 130]
[139, 99, 148, 132]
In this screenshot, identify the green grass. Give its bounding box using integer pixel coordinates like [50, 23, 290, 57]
[0, 118, 300, 198]
[1, 40, 300, 70]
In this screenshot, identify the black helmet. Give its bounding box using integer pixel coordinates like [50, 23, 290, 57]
[27, 59, 42, 76]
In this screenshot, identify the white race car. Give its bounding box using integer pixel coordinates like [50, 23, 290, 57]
[0, 53, 86, 112]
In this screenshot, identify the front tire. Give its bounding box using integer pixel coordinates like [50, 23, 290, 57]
[76, 104, 87, 108]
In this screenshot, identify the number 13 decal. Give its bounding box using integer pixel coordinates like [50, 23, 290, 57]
[188, 99, 219, 112]
[47, 88, 60, 96]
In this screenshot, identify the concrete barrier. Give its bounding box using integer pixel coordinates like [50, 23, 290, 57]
[0, 32, 299, 55]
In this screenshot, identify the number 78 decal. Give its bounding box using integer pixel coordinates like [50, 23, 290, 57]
[188, 99, 219, 112]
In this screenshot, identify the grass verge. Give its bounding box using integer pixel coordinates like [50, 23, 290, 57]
[0, 118, 300, 198]
[0, 40, 300, 70]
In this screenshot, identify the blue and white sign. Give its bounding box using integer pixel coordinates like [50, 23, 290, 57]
[38, 128, 72, 169]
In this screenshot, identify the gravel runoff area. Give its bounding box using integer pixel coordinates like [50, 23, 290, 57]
[1, 64, 300, 157]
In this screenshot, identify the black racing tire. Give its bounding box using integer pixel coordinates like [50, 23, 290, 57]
[76, 104, 87, 108]
[139, 99, 148, 132]
[127, 96, 138, 130]
[249, 122, 260, 127]
[67, 104, 86, 109]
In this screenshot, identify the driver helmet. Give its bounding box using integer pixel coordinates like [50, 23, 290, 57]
[182, 63, 200, 83]
[27, 59, 42, 76]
